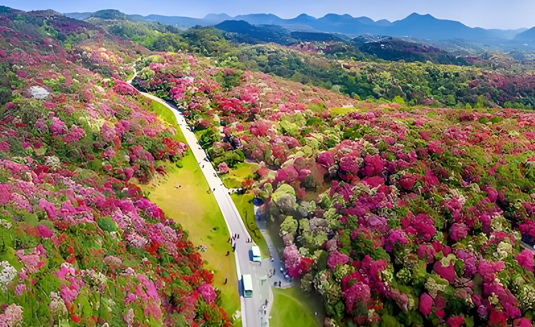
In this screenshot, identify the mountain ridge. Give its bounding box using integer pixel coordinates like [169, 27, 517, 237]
[64, 10, 529, 42]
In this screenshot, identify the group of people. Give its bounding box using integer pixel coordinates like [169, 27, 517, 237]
[260, 300, 269, 315]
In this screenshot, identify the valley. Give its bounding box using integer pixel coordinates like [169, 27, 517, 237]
[1, 3, 535, 327]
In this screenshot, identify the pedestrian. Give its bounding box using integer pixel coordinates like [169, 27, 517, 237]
[228, 237, 231, 243]
[225, 251, 229, 256]
[224, 278, 228, 285]
[237, 234, 240, 239]
[279, 281, 281, 287]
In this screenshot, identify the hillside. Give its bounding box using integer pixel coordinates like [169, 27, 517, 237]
[7, 4, 535, 327]
[0, 7, 230, 326]
[132, 44, 535, 327]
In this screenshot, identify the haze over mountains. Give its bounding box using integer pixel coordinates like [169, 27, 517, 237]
[65, 10, 532, 45]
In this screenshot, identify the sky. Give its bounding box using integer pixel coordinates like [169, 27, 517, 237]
[4, 0, 534, 30]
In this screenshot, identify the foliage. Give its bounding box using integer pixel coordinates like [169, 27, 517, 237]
[0, 10, 230, 327]
[133, 46, 535, 327]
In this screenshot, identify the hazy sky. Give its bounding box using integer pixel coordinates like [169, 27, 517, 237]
[5, 0, 534, 30]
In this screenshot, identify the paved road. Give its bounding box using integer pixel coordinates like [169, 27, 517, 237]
[136, 89, 272, 327]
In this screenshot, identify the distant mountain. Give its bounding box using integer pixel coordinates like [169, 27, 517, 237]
[65, 10, 529, 44]
[204, 13, 232, 22]
[64, 12, 92, 20]
[376, 19, 393, 27]
[216, 20, 291, 44]
[514, 26, 535, 43]
[142, 14, 207, 27]
[386, 13, 522, 41]
[353, 36, 469, 65]
[66, 12, 213, 28]
[215, 20, 343, 45]
[91, 9, 127, 20]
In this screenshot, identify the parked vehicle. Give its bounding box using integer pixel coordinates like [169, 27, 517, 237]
[242, 274, 253, 298]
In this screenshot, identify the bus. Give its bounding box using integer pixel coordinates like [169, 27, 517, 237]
[242, 274, 253, 298]
[251, 245, 261, 262]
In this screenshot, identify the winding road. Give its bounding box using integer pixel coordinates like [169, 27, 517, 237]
[133, 84, 272, 326]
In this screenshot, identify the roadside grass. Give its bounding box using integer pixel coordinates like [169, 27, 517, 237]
[230, 193, 269, 258]
[270, 288, 323, 327]
[147, 99, 187, 143]
[142, 99, 241, 325]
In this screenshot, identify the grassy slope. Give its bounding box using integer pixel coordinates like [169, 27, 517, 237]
[270, 288, 323, 327]
[147, 100, 187, 143]
[230, 193, 269, 258]
[144, 100, 241, 325]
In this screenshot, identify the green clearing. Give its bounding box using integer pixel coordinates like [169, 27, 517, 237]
[270, 288, 324, 327]
[329, 106, 358, 116]
[230, 193, 269, 258]
[221, 162, 259, 188]
[142, 99, 241, 325]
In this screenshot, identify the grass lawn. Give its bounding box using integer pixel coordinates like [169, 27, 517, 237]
[270, 288, 324, 327]
[221, 162, 259, 189]
[329, 106, 358, 116]
[230, 193, 269, 258]
[142, 99, 241, 325]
